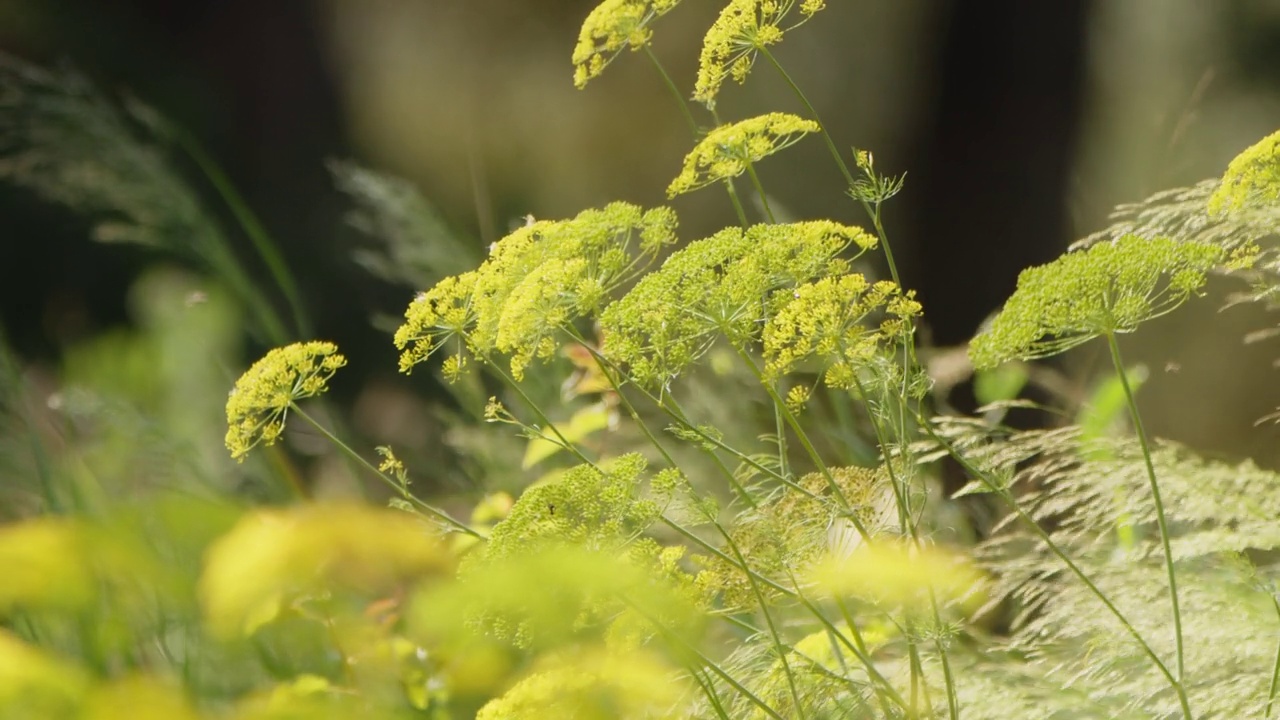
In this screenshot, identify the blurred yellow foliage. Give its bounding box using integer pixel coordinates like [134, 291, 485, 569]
[200, 503, 452, 639]
[808, 540, 981, 608]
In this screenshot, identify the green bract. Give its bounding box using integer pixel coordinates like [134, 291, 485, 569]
[763, 275, 921, 390]
[968, 235, 1225, 370]
[394, 202, 678, 381]
[1208, 129, 1280, 217]
[667, 112, 819, 197]
[600, 221, 876, 388]
[573, 0, 684, 89]
[694, 0, 826, 107]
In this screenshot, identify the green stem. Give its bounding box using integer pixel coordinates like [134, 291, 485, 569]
[1266, 595, 1280, 719]
[170, 126, 314, 339]
[291, 406, 484, 538]
[567, 332, 757, 507]
[730, 345, 870, 540]
[758, 46, 905, 291]
[643, 48, 750, 227]
[721, 530, 808, 719]
[1105, 332, 1184, 684]
[915, 410, 1191, 718]
[743, 159, 776, 224]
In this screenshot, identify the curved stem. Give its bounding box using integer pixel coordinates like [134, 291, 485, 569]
[743, 159, 776, 224]
[291, 406, 484, 539]
[1105, 332, 1184, 684]
[758, 46, 904, 290]
[1266, 594, 1280, 719]
[914, 409, 1191, 718]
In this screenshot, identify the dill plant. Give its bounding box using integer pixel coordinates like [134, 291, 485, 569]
[3, 3, 1280, 720]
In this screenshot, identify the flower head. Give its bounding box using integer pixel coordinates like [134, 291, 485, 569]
[968, 235, 1225, 369]
[224, 341, 346, 461]
[694, 0, 826, 107]
[394, 203, 679, 381]
[573, 0, 684, 89]
[1208, 129, 1280, 217]
[601, 221, 876, 387]
[667, 113, 819, 197]
[764, 274, 921, 390]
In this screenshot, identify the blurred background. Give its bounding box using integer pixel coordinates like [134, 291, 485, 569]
[1, 0, 1279, 502]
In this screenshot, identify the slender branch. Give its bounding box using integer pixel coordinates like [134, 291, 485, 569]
[1105, 332, 1184, 685]
[291, 406, 484, 539]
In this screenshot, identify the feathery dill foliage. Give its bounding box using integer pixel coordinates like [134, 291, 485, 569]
[572, 0, 684, 88]
[667, 113, 820, 197]
[223, 340, 346, 461]
[969, 235, 1225, 368]
[694, 0, 826, 107]
[600, 221, 877, 387]
[394, 202, 678, 381]
[924, 417, 1280, 718]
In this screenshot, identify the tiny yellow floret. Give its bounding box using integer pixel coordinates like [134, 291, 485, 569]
[667, 113, 820, 197]
[1208, 129, 1280, 217]
[694, 0, 826, 107]
[224, 341, 346, 462]
[573, 0, 685, 88]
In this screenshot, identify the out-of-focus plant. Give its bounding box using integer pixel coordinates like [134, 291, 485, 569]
[3, 2, 1280, 718]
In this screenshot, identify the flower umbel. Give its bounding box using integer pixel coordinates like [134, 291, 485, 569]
[763, 274, 921, 390]
[694, 0, 826, 107]
[573, 0, 684, 89]
[968, 235, 1225, 369]
[395, 203, 679, 381]
[601, 221, 876, 387]
[1208, 129, 1280, 217]
[224, 341, 346, 461]
[667, 112, 820, 197]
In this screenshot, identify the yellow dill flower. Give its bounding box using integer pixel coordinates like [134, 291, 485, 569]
[475, 646, 683, 720]
[395, 203, 679, 381]
[667, 112, 820, 197]
[224, 341, 346, 462]
[0, 629, 89, 717]
[199, 503, 450, 639]
[601, 220, 875, 387]
[573, 0, 685, 89]
[968, 235, 1224, 369]
[1208, 129, 1280, 217]
[764, 274, 921, 390]
[694, 0, 826, 107]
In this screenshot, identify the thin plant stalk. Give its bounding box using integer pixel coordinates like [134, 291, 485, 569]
[721, 529, 809, 719]
[743, 159, 777, 224]
[291, 406, 484, 539]
[642, 46, 750, 227]
[1266, 594, 1280, 719]
[914, 410, 1192, 718]
[1105, 331, 1184, 684]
